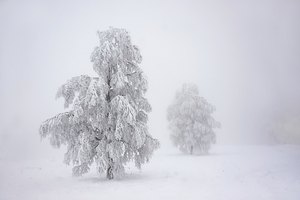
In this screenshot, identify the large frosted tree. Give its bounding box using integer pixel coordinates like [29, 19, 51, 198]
[167, 83, 220, 154]
[39, 27, 159, 179]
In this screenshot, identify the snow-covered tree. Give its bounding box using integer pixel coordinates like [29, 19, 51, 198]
[39, 27, 159, 179]
[267, 114, 300, 144]
[167, 83, 220, 154]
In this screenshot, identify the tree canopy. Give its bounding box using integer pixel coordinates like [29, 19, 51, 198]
[40, 27, 159, 179]
[167, 83, 220, 154]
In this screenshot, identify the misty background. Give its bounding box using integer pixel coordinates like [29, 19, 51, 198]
[0, 0, 299, 161]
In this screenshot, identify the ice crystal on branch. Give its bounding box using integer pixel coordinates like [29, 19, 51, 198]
[40, 27, 159, 179]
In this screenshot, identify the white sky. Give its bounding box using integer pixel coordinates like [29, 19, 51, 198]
[0, 0, 299, 159]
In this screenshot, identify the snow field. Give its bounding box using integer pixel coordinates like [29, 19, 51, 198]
[0, 145, 299, 200]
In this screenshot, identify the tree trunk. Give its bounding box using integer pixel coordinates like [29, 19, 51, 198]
[105, 64, 114, 180]
[190, 145, 193, 155]
[106, 165, 114, 180]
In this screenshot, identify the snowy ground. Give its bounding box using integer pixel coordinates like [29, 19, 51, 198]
[0, 145, 300, 200]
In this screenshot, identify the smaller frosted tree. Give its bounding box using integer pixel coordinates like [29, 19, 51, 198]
[167, 83, 220, 154]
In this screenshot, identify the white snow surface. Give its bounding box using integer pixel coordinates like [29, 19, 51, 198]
[0, 145, 299, 200]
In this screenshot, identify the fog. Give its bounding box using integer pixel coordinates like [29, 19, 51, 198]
[0, 0, 300, 160]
